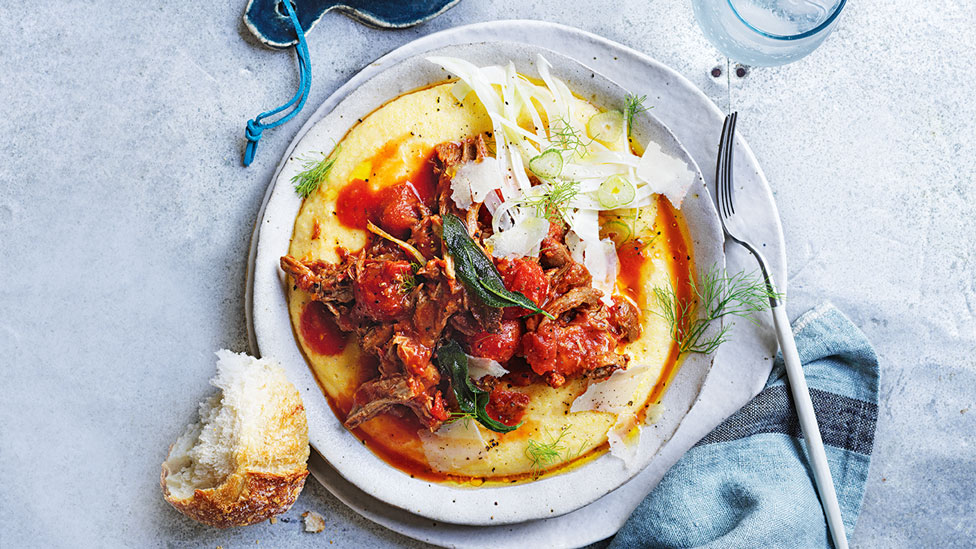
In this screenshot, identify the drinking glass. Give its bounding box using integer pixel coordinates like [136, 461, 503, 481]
[691, 0, 847, 66]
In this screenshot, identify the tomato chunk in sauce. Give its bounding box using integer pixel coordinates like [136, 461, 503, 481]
[520, 311, 618, 383]
[378, 184, 425, 239]
[353, 260, 413, 322]
[335, 180, 427, 239]
[465, 319, 522, 363]
[495, 257, 549, 319]
[485, 388, 530, 427]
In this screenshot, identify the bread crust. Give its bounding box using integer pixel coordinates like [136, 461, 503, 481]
[160, 461, 308, 528]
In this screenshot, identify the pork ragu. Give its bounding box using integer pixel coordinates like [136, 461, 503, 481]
[281, 135, 642, 432]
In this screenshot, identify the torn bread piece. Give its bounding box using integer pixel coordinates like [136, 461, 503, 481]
[161, 350, 310, 528]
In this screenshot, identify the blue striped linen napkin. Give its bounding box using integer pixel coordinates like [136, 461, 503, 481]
[610, 302, 879, 548]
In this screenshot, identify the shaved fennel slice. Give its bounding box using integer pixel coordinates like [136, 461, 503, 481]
[418, 420, 488, 473]
[536, 54, 580, 134]
[491, 196, 523, 234]
[514, 79, 549, 144]
[636, 141, 696, 208]
[561, 162, 624, 181]
[567, 194, 656, 212]
[428, 57, 502, 114]
[467, 356, 509, 380]
[502, 62, 520, 127]
[495, 152, 523, 201]
[585, 149, 642, 167]
[450, 157, 503, 210]
[487, 214, 549, 259]
[478, 64, 508, 84]
[535, 54, 567, 123]
[506, 144, 535, 193]
[483, 186, 504, 215]
[490, 113, 547, 148]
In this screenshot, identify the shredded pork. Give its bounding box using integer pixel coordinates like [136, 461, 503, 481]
[281, 135, 643, 431]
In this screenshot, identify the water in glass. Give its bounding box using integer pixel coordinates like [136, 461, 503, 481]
[692, 0, 845, 66]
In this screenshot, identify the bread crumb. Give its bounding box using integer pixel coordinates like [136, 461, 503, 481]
[302, 511, 326, 533]
[269, 517, 277, 525]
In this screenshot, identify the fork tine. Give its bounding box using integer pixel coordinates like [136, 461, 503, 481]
[721, 115, 733, 218]
[716, 115, 730, 218]
[720, 112, 736, 218]
[716, 113, 735, 220]
[726, 112, 737, 215]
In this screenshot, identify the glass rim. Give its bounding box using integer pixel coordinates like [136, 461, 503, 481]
[726, 0, 847, 41]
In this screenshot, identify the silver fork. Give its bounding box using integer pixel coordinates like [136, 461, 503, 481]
[716, 112, 849, 549]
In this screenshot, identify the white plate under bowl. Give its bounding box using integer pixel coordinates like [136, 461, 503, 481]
[249, 41, 724, 525]
[247, 20, 786, 547]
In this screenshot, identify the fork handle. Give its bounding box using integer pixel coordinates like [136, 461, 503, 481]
[771, 304, 849, 549]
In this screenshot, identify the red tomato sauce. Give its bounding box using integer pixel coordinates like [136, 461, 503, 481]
[642, 195, 694, 411]
[300, 301, 348, 356]
[334, 153, 437, 237]
[617, 239, 648, 306]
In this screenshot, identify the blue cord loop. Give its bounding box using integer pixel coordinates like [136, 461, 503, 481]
[242, 0, 311, 167]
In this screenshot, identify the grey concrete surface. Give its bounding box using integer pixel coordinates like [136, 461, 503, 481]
[1, 1, 973, 548]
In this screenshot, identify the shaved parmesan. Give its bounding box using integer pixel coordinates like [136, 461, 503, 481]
[607, 412, 641, 469]
[564, 235, 618, 305]
[451, 80, 472, 102]
[571, 363, 650, 414]
[644, 402, 666, 425]
[587, 238, 619, 305]
[467, 356, 509, 380]
[487, 214, 549, 258]
[564, 209, 600, 245]
[636, 141, 695, 208]
[571, 364, 652, 467]
[451, 157, 503, 210]
[418, 420, 488, 473]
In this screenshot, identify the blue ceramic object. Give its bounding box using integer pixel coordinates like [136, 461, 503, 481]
[244, 0, 461, 48]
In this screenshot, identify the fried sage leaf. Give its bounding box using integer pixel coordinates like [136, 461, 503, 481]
[436, 340, 521, 433]
[441, 213, 554, 319]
